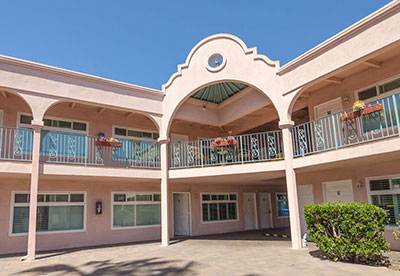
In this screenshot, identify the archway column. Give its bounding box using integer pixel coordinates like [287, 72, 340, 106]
[25, 120, 44, 261]
[279, 120, 302, 250]
[158, 137, 170, 246]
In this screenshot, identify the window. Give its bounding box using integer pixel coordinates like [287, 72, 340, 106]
[201, 193, 238, 222]
[276, 193, 289, 218]
[368, 176, 400, 225]
[357, 76, 400, 102]
[113, 126, 159, 141]
[112, 192, 161, 228]
[11, 192, 85, 234]
[19, 114, 88, 133]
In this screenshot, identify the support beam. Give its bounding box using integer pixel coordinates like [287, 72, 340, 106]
[98, 107, 105, 114]
[325, 77, 343, 84]
[1, 91, 7, 98]
[364, 59, 381, 68]
[158, 137, 170, 246]
[279, 121, 302, 250]
[24, 120, 44, 261]
[126, 112, 135, 118]
[70, 102, 76, 109]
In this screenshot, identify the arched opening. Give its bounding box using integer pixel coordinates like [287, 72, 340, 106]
[38, 101, 161, 168]
[0, 89, 35, 161]
[167, 81, 286, 169]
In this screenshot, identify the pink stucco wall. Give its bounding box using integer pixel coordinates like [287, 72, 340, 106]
[297, 159, 400, 250]
[0, 177, 288, 255]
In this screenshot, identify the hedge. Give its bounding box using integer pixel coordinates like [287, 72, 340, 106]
[304, 202, 390, 263]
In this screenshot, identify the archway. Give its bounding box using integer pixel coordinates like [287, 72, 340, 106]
[40, 101, 161, 168]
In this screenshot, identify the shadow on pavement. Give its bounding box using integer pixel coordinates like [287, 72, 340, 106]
[15, 257, 198, 275]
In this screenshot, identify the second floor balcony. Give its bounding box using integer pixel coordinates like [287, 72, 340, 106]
[1, 92, 399, 172]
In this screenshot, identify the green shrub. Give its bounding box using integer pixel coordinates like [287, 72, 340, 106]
[304, 202, 390, 263]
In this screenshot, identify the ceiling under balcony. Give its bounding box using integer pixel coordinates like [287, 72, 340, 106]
[190, 82, 248, 104]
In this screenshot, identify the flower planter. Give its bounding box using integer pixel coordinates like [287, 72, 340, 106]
[95, 140, 123, 148]
[211, 140, 237, 147]
[340, 103, 383, 122]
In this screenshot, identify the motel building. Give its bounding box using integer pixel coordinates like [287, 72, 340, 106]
[1, 1, 400, 261]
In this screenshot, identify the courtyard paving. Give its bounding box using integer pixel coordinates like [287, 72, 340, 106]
[1, 231, 399, 275]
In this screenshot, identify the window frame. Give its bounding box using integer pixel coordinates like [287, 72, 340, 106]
[17, 113, 89, 135]
[367, 174, 400, 227]
[355, 73, 400, 103]
[276, 192, 289, 218]
[111, 191, 161, 230]
[200, 192, 239, 224]
[9, 191, 87, 236]
[112, 125, 158, 142]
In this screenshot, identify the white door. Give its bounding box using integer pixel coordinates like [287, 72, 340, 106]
[173, 193, 190, 236]
[314, 97, 343, 119]
[259, 193, 273, 229]
[297, 185, 314, 235]
[244, 193, 257, 230]
[323, 180, 354, 203]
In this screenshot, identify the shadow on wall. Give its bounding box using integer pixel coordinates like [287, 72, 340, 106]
[16, 257, 198, 276]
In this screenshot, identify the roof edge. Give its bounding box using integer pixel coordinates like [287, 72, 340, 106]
[0, 54, 164, 98]
[278, 0, 400, 75]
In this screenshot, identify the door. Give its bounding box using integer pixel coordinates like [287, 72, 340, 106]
[259, 193, 273, 229]
[314, 97, 343, 119]
[170, 134, 189, 143]
[297, 185, 314, 235]
[244, 193, 257, 230]
[323, 180, 354, 203]
[173, 193, 190, 236]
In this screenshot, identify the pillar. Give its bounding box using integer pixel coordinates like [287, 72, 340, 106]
[279, 121, 302, 249]
[26, 120, 43, 261]
[158, 137, 170, 246]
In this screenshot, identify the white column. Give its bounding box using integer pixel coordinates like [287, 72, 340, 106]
[158, 138, 170, 246]
[26, 121, 43, 261]
[279, 121, 302, 249]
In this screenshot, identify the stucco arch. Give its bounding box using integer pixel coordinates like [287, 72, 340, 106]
[1, 88, 35, 118]
[43, 99, 162, 132]
[161, 33, 286, 138]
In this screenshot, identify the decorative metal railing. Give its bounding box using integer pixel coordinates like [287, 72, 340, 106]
[292, 93, 400, 157]
[169, 131, 283, 169]
[40, 130, 160, 169]
[0, 126, 33, 161]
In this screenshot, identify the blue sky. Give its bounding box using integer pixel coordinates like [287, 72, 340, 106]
[0, 0, 390, 90]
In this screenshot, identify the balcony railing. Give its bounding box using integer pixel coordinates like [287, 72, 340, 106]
[292, 93, 400, 157]
[40, 130, 160, 169]
[169, 131, 283, 169]
[0, 126, 33, 161]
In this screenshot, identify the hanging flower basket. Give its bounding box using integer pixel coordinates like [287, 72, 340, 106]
[95, 137, 123, 147]
[211, 139, 237, 147]
[340, 103, 383, 122]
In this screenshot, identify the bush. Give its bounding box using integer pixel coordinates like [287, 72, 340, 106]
[304, 202, 390, 263]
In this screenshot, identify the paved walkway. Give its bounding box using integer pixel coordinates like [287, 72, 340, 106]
[1, 231, 398, 275]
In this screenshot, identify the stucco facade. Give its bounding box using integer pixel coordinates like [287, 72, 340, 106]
[0, 0, 400, 260]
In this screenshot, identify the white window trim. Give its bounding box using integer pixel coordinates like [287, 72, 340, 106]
[276, 192, 289, 218]
[17, 112, 89, 135]
[112, 125, 158, 142]
[9, 190, 87, 237]
[111, 191, 161, 230]
[366, 174, 400, 229]
[200, 192, 239, 224]
[355, 73, 400, 103]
